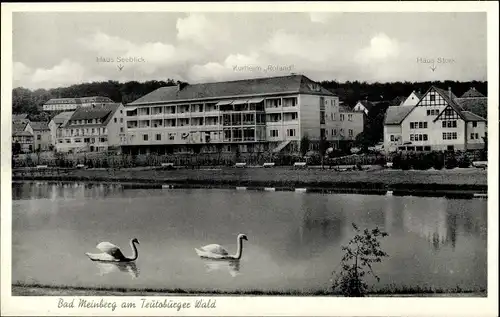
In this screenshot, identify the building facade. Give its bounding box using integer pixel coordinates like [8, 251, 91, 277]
[43, 96, 115, 112]
[30, 122, 51, 151]
[400, 90, 423, 107]
[55, 104, 125, 153]
[12, 121, 34, 153]
[121, 75, 362, 155]
[383, 86, 487, 153]
[49, 111, 74, 146]
[353, 100, 375, 115]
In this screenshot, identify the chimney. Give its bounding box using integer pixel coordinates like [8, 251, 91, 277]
[448, 87, 452, 99]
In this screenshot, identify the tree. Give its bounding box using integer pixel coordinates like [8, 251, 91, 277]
[331, 223, 389, 297]
[319, 137, 329, 169]
[300, 135, 310, 157]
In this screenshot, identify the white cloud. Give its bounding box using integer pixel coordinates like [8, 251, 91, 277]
[14, 59, 88, 89]
[356, 33, 400, 63]
[176, 13, 230, 49]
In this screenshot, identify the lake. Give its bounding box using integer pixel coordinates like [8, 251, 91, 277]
[12, 181, 487, 293]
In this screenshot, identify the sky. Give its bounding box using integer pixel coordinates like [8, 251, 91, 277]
[12, 12, 487, 90]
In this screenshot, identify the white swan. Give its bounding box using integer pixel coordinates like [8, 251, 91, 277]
[85, 238, 140, 262]
[195, 234, 248, 260]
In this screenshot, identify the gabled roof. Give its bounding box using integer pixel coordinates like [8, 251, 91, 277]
[384, 106, 416, 125]
[64, 104, 121, 127]
[462, 111, 486, 122]
[51, 111, 75, 125]
[412, 90, 423, 100]
[30, 121, 50, 130]
[12, 122, 28, 132]
[460, 87, 485, 98]
[356, 100, 376, 111]
[391, 96, 406, 107]
[128, 75, 335, 105]
[432, 86, 466, 122]
[454, 97, 487, 119]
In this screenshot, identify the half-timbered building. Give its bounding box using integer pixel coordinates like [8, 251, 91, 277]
[383, 86, 487, 153]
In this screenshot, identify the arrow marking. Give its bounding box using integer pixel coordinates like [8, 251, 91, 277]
[117, 64, 124, 71]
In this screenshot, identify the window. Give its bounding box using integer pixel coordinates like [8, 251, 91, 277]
[430, 95, 435, 101]
[442, 121, 446, 128]
[390, 135, 395, 142]
[156, 134, 161, 141]
[331, 113, 334, 121]
[92, 128, 95, 134]
[470, 133, 475, 140]
[114, 118, 117, 123]
[349, 129, 353, 137]
[475, 133, 479, 139]
[423, 134, 428, 141]
[37, 135, 41, 140]
[410, 122, 414, 129]
[320, 111, 326, 124]
[442, 132, 458, 140]
[287, 129, 296, 137]
[143, 134, 148, 141]
[424, 122, 428, 129]
[472, 122, 477, 128]
[340, 114, 345, 121]
[120, 118, 123, 123]
[333, 129, 337, 136]
[75, 138, 82, 143]
[120, 127, 124, 133]
[410, 134, 414, 141]
[348, 114, 353, 121]
[445, 109, 454, 116]
[418, 134, 423, 141]
[270, 129, 279, 137]
[424, 146, 431, 151]
[427, 110, 430, 116]
[99, 137, 107, 142]
[84, 138, 90, 143]
[168, 133, 175, 140]
[419, 122, 423, 129]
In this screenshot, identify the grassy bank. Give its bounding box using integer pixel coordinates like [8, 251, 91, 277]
[11, 282, 486, 297]
[12, 166, 487, 193]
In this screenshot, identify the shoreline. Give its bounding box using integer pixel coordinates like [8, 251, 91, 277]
[12, 167, 488, 196]
[11, 283, 486, 297]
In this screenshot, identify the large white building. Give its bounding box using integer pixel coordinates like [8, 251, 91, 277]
[383, 86, 487, 152]
[122, 75, 364, 155]
[43, 96, 115, 112]
[55, 104, 125, 153]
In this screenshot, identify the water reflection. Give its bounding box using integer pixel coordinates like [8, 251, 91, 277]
[202, 259, 241, 277]
[12, 181, 123, 201]
[402, 198, 455, 251]
[93, 261, 140, 279]
[282, 195, 345, 261]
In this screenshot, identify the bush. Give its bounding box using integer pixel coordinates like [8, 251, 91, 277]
[433, 152, 444, 170]
[445, 154, 458, 169]
[392, 153, 402, 169]
[458, 155, 471, 168]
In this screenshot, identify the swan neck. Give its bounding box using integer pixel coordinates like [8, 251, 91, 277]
[234, 236, 243, 260]
[130, 240, 138, 261]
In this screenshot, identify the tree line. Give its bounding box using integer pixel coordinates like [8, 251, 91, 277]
[12, 79, 486, 122]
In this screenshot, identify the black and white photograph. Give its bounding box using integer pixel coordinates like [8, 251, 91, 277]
[1, 2, 498, 316]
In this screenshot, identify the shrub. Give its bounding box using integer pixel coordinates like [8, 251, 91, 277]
[433, 152, 445, 170]
[445, 154, 458, 169]
[458, 155, 471, 168]
[392, 153, 402, 169]
[331, 223, 389, 297]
